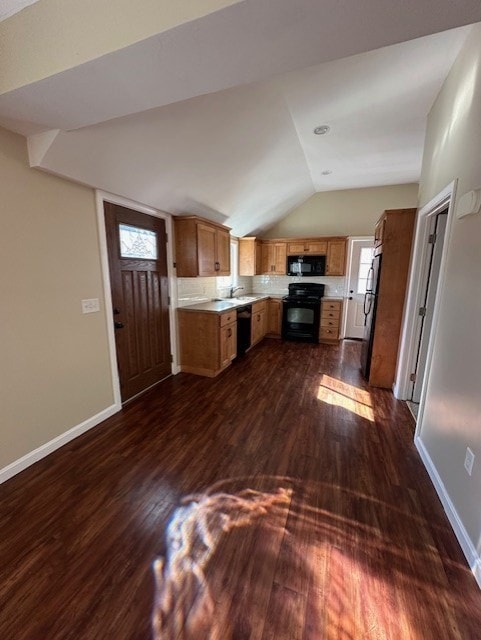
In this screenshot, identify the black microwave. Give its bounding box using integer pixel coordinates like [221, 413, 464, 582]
[287, 255, 326, 276]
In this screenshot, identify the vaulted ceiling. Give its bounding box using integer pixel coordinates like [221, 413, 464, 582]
[1, 1, 481, 235]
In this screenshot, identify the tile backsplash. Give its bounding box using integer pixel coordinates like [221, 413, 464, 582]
[176, 274, 346, 306]
[252, 275, 346, 298]
[177, 276, 251, 307]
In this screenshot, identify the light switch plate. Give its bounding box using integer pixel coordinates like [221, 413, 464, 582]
[81, 298, 100, 314]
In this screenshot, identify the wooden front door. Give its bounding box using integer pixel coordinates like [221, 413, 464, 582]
[104, 202, 171, 402]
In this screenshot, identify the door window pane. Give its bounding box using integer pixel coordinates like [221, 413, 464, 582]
[119, 224, 157, 259]
[357, 247, 374, 294]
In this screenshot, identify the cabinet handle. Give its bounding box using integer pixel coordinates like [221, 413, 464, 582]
[227, 328, 232, 337]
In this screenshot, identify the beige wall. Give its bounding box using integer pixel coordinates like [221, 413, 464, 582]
[0, 126, 114, 470]
[263, 184, 419, 238]
[417, 25, 481, 559]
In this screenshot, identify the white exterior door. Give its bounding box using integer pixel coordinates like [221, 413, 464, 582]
[343, 237, 374, 339]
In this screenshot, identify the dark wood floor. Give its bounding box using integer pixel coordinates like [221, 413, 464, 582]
[1, 339, 480, 639]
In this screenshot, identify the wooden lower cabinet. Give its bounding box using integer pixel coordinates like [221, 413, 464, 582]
[251, 300, 267, 346]
[266, 298, 282, 337]
[178, 309, 237, 377]
[319, 299, 343, 343]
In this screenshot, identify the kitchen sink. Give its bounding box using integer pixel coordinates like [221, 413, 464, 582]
[212, 296, 260, 303]
[210, 300, 238, 309]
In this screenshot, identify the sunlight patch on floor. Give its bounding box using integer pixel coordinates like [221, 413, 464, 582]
[317, 374, 374, 421]
[152, 485, 292, 639]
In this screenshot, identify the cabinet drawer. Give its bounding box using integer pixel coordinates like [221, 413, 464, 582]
[321, 317, 340, 328]
[252, 300, 267, 314]
[321, 308, 340, 320]
[219, 311, 236, 326]
[322, 300, 342, 311]
[319, 326, 339, 340]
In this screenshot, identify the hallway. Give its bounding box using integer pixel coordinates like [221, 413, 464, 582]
[0, 339, 480, 639]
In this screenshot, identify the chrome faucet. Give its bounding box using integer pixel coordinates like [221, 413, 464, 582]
[229, 286, 244, 298]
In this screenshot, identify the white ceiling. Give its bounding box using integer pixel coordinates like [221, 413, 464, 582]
[1, 0, 480, 235]
[0, 0, 40, 22]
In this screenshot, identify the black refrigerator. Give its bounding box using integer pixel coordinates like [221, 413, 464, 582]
[360, 254, 382, 379]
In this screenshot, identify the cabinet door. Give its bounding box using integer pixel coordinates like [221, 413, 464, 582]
[251, 309, 266, 345]
[273, 243, 287, 274]
[197, 223, 217, 275]
[287, 240, 328, 254]
[267, 299, 282, 336]
[307, 241, 327, 254]
[326, 240, 346, 276]
[216, 228, 231, 275]
[220, 322, 237, 368]
[287, 242, 306, 255]
[261, 243, 273, 274]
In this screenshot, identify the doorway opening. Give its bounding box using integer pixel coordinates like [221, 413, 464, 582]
[394, 181, 456, 430]
[406, 209, 448, 418]
[343, 237, 374, 339]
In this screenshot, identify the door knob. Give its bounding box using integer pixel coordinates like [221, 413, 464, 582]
[113, 308, 121, 315]
[114, 321, 124, 329]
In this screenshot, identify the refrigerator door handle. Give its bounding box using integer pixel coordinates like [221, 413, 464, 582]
[365, 265, 374, 292]
[363, 291, 373, 317]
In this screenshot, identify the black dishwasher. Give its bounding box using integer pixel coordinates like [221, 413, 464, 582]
[236, 305, 252, 356]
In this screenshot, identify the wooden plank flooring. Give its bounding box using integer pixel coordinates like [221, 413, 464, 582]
[1, 339, 480, 639]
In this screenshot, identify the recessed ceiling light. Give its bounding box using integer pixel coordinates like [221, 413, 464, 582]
[313, 125, 330, 135]
[321, 170, 332, 175]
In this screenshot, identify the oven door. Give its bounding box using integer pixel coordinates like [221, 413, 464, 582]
[282, 299, 321, 343]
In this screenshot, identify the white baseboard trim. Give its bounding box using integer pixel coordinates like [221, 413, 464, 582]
[415, 436, 481, 590]
[0, 403, 120, 485]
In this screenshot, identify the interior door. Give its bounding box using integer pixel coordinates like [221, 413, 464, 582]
[410, 211, 448, 403]
[104, 202, 171, 402]
[344, 238, 374, 339]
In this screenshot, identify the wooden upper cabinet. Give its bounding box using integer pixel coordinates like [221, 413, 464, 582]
[325, 239, 346, 276]
[174, 216, 231, 277]
[239, 237, 263, 276]
[197, 223, 217, 276]
[287, 240, 328, 255]
[261, 242, 287, 275]
[215, 227, 231, 276]
[374, 216, 386, 253]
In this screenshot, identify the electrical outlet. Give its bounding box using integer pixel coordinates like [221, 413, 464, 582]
[464, 447, 475, 476]
[81, 298, 100, 314]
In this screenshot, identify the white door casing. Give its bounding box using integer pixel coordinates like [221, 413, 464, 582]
[343, 237, 374, 339]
